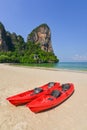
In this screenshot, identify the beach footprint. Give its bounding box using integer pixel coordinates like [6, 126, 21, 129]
[12, 122, 28, 130]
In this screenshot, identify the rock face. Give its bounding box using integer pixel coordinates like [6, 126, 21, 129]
[0, 22, 24, 52]
[0, 22, 54, 54]
[27, 24, 53, 52]
[0, 22, 8, 51]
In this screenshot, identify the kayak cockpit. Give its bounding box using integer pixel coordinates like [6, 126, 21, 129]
[61, 84, 70, 91]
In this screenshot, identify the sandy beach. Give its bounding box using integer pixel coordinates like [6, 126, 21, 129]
[0, 64, 87, 130]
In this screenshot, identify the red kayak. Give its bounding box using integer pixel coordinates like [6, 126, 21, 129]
[26, 83, 74, 113]
[6, 82, 60, 106]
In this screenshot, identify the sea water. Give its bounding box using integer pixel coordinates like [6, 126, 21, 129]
[20, 62, 87, 71]
[54, 62, 87, 71]
[25, 62, 87, 71]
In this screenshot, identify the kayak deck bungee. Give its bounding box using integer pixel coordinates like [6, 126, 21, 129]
[6, 82, 60, 106]
[26, 83, 74, 113]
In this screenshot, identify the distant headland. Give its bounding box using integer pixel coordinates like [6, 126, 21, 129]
[0, 22, 59, 63]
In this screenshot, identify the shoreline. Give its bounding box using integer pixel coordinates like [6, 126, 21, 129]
[7, 63, 87, 74]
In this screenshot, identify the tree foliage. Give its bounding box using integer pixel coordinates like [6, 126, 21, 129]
[0, 41, 59, 63]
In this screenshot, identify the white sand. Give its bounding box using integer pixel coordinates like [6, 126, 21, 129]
[0, 64, 87, 130]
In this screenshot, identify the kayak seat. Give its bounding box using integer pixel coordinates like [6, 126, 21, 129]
[62, 84, 70, 91]
[34, 87, 43, 94]
[51, 90, 61, 98]
[48, 82, 55, 88]
[48, 97, 54, 100]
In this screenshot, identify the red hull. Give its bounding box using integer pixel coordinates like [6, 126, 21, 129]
[6, 82, 60, 106]
[26, 83, 74, 113]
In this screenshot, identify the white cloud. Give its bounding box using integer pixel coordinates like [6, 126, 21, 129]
[72, 54, 87, 61]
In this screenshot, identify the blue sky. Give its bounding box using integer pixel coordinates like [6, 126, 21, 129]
[0, 0, 87, 61]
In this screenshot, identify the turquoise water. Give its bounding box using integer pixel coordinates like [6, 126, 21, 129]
[54, 62, 87, 71]
[21, 62, 87, 71]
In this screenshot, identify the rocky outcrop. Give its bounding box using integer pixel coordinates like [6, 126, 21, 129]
[0, 22, 54, 53]
[0, 22, 8, 51]
[0, 22, 24, 52]
[27, 24, 53, 52]
[0, 22, 58, 63]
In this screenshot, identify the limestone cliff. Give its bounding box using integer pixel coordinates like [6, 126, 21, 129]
[0, 22, 8, 51]
[0, 22, 24, 52]
[0, 23, 54, 53]
[27, 24, 53, 52]
[0, 22, 58, 63]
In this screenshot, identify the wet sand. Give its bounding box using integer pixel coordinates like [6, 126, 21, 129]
[0, 64, 87, 130]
